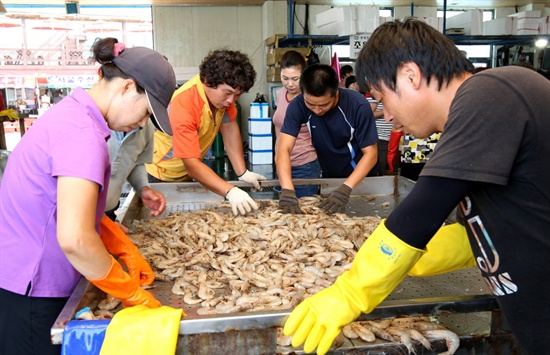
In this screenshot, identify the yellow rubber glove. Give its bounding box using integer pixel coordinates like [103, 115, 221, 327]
[408, 223, 476, 277]
[283, 220, 424, 354]
[100, 215, 155, 286]
[100, 305, 184, 355]
[88, 255, 161, 309]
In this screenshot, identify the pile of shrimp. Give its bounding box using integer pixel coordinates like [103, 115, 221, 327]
[128, 196, 382, 314]
[277, 316, 460, 355]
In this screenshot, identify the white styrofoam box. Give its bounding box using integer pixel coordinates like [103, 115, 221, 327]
[250, 102, 269, 118]
[247, 163, 273, 176]
[319, 20, 356, 36]
[316, 6, 355, 27]
[516, 28, 539, 35]
[510, 10, 541, 34]
[509, 10, 542, 19]
[319, 23, 332, 35]
[516, 18, 540, 34]
[540, 16, 550, 35]
[356, 18, 379, 34]
[248, 149, 273, 165]
[379, 17, 393, 25]
[446, 9, 483, 35]
[248, 133, 273, 151]
[248, 118, 272, 134]
[335, 20, 357, 36]
[354, 5, 378, 20]
[483, 17, 515, 35]
[424, 17, 443, 33]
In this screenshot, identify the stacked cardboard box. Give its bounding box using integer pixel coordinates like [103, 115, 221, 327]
[248, 102, 273, 165]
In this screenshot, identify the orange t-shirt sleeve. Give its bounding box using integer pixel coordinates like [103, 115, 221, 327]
[224, 103, 237, 123]
[170, 87, 203, 159]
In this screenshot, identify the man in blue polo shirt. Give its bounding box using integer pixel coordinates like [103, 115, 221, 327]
[276, 64, 380, 214]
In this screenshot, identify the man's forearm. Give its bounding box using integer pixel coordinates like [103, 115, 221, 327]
[345, 148, 378, 188]
[185, 158, 234, 196]
[127, 164, 150, 196]
[275, 152, 295, 190]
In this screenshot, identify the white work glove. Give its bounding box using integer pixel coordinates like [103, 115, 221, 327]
[226, 187, 259, 216]
[238, 169, 267, 190]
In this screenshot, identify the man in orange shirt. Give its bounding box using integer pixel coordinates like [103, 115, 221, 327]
[146, 49, 266, 216]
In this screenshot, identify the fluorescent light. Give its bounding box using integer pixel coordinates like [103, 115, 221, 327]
[535, 38, 548, 48]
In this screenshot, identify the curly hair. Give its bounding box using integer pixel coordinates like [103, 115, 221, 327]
[91, 37, 144, 93]
[199, 49, 256, 92]
[356, 18, 474, 94]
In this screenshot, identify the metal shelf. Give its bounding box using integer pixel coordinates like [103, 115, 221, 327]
[448, 34, 550, 45]
[274, 34, 350, 47]
[275, 34, 550, 48]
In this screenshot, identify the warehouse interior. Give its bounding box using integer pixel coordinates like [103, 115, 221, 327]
[1, 1, 550, 354]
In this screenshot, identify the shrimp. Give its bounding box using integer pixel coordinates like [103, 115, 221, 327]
[391, 316, 430, 328]
[406, 328, 432, 351]
[277, 327, 293, 347]
[350, 322, 376, 342]
[75, 307, 96, 320]
[183, 292, 203, 305]
[388, 327, 416, 354]
[369, 318, 392, 329]
[94, 309, 115, 319]
[342, 324, 359, 339]
[98, 294, 121, 311]
[409, 321, 447, 331]
[363, 321, 395, 342]
[422, 330, 460, 355]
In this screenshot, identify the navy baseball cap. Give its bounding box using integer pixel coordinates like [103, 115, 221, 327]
[113, 46, 176, 135]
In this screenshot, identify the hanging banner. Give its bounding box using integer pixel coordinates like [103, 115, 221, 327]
[0, 76, 35, 88]
[46, 75, 98, 89]
[349, 34, 370, 59]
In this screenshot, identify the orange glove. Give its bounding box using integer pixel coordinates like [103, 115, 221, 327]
[387, 130, 403, 173]
[100, 216, 155, 286]
[88, 255, 161, 309]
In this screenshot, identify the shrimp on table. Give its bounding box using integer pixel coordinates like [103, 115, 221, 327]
[422, 329, 460, 355]
[350, 322, 376, 342]
[406, 328, 432, 351]
[387, 327, 416, 354]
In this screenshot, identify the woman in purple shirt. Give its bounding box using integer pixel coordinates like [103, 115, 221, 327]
[0, 38, 176, 354]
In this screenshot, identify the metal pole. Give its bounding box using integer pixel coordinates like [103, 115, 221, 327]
[443, 0, 447, 34]
[288, 0, 294, 36]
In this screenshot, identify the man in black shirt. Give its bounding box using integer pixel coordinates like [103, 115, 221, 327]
[283, 18, 550, 355]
